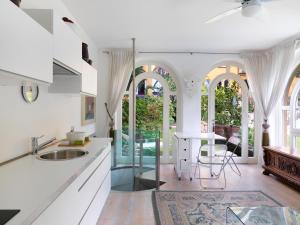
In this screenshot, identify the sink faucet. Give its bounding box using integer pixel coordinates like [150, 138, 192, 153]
[31, 135, 56, 155]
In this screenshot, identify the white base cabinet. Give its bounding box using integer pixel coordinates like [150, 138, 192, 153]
[79, 171, 111, 225]
[0, 1, 52, 83]
[32, 146, 111, 225]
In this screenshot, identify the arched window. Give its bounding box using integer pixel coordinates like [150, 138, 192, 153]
[282, 64, 300, 153]
[201, 64, 256, 162]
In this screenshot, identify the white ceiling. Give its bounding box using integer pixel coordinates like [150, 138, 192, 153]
[62, 0, 300, 52]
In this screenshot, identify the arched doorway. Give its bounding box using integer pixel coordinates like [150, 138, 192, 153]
[201, 64, 257, 163]
[128, 72, 172, 163]
[208, 73, 249, 162]
[120, 64, 178, 164]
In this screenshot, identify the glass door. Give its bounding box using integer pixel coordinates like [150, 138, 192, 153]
[208, 73, 249, 163]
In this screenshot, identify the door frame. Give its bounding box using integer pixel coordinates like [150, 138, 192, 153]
[289, 79, 300, 151]
[128, 72, 173, 163]
[208, 73, 249, 163]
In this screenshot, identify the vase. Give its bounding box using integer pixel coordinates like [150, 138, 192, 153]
[82, 42, 89, 62]
[109, 128, 115, 145]
[11, 0, 21, 7]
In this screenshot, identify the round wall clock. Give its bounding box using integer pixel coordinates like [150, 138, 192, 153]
[21, 83, 39, 103]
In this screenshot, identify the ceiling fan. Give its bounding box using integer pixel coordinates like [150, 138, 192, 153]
[205, 0, 274, 24]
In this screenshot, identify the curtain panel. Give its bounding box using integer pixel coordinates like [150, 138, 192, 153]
[106, 49, 133, 119]
[241, 42, 296, 145]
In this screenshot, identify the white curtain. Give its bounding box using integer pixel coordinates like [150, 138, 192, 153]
[241, 42, 295, 124]
[106, 49, 133, 119]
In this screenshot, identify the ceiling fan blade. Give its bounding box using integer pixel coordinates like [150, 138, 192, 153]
[205, 6, 242, 24]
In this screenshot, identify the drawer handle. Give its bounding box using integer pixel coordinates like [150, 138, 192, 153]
[184, 149, 187, 151]
[184, 159, 187, 162]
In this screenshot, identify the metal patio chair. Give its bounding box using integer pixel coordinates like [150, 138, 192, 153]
[194, 136, 241, 189]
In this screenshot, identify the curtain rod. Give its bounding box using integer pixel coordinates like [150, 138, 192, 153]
[102, 50, 239, 55]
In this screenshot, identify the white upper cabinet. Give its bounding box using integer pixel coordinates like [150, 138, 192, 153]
[0, 1, 53, 83]
[81, 60, 97, 96]
[25, 9, 82, 75]
[53, 13, 82, 74]
[49, 60, 98, 96]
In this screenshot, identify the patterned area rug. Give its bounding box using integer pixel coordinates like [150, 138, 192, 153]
[152, 191, 281, 225]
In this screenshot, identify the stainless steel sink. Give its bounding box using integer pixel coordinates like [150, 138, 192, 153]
[38, 149, 88, 161]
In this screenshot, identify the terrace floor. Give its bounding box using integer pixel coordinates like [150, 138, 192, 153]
[97, 164, 300, 225]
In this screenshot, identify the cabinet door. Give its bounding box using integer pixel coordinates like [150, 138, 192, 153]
[0, 1, 52, 83]
[81, 60, 97, 96]
[53, 12, 82, 74]
[79, 171, 111, 225]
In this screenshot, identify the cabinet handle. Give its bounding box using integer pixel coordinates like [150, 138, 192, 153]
[184, 159, 187, 161]
[184, 149, 186, 151]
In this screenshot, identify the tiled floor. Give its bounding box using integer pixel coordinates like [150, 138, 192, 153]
[97, 164, 300, 225]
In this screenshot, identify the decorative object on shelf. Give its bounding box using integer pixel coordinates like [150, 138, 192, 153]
[82, 42, 89, 62]
[184, 78, 201, 97]
[21, 82, 39, 103]
[81, 95, 96, 125]
[10, 0, 21, 7]
[105, 102, 115, 143]
[62, 17, 74, 24]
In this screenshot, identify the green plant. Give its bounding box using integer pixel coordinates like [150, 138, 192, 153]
[201, 81, 242, 126]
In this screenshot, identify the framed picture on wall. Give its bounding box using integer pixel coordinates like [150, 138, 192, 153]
[81, 95, 96, 125]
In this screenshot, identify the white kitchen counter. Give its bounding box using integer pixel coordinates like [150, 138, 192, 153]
[0, 138, 112, 225]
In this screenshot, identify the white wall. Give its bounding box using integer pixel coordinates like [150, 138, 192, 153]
[0, 84, 95, 163]
[0, 0, 101, 163]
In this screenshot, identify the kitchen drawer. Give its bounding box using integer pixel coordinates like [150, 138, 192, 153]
[180, 158, 189, 171]
[179, 139, 190, 151]
[77, 153, 111, 212]
[179, 148, 190, 159]
[79, 171, 111, 225]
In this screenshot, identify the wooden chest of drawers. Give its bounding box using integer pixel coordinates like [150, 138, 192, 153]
[263, 146, 300, 189]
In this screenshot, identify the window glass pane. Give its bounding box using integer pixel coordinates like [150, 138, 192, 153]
[282, 109, 291, 147]
[229, 66, 239, 74]
[295, 137, 300, 153]
[248, 95, 255, 157]
[169, 95, 177, 157]
[122, 94, 129, 156]
[152, 66, 177, 92]
[295, 92, 300, 129]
